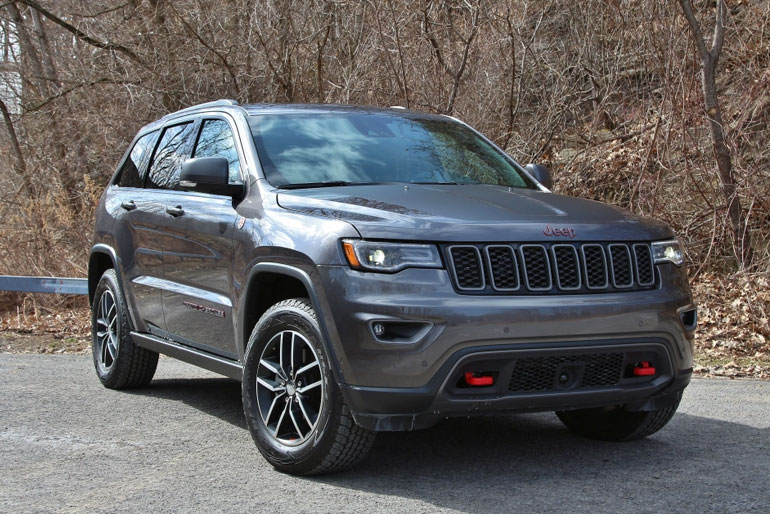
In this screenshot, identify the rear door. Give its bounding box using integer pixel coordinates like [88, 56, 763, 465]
[158, 117, 243, 358]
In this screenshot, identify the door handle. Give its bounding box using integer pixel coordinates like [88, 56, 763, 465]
[121, 200, 136, 211]
[166, 205, 185, 217]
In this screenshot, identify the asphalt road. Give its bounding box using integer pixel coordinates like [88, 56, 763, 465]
[1, 354, 768, 513]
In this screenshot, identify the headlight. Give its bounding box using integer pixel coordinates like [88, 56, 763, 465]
[342, 240, 443, 272]
[651, 239, 684, 266]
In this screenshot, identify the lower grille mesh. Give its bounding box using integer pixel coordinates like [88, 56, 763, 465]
[508, 353, 624, 392]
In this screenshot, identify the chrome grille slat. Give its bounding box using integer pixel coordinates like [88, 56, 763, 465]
[445, 242, 657, 294]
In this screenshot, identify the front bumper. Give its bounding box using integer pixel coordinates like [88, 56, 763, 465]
[315, 264, 695, 430]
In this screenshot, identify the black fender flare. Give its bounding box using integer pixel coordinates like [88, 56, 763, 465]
[238, 262, 347, 386]
[88, 244, 122, 304]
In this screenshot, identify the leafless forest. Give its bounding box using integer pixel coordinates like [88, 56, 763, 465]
[1, 1, 769, 365]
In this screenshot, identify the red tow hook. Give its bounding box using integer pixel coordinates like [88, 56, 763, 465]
[633, 361, 656, 377]
[464, 372, 494, 387]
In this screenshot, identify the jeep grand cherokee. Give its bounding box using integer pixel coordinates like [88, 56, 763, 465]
[89, 100, 696, 475]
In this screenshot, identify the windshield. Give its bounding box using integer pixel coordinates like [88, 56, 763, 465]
[248, 112, 536, 189]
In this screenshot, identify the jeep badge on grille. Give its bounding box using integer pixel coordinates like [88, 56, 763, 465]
[543, 225, 576, 238]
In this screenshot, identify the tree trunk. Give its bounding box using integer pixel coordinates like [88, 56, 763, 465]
[678, 0, 753, 268]
[0, 97, 33, 195]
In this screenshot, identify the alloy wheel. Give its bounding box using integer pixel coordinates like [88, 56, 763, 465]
[95, 289, 119, 374]
[256, 330, 325, 446]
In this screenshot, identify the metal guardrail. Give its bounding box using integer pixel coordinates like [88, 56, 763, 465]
[0, 276, 88, 295]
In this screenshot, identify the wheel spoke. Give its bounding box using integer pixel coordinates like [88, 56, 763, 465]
[272, 401, 290, 436]
[289, 402, 303, 438]
[296, 395, 314, 427]
[279, 332, 285, 377]
[257, 376, 285, 393]
[295, 360, 319, 377]
[263, 392, 285, 425]
[107, 333, 118, 359]
[297, 380, 322, 394]
[290, 332, 295, 377]
[259, 359, 280, 375]
[101, 338, 109, 364]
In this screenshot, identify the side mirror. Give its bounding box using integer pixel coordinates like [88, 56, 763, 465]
[525, 163, 553, 190]
[179, 157, 244, 198]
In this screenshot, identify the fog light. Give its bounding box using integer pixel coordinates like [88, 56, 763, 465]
[372, 322, 385, 336]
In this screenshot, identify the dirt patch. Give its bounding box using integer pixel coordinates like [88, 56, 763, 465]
[1, 306, 90, 354]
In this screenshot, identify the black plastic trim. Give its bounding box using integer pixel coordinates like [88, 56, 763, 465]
[131, 331, 243, 380]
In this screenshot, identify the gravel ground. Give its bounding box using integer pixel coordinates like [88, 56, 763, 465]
[1, 353, 769, 513]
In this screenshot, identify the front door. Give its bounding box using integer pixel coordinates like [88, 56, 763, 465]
[158, 117, 245, 358]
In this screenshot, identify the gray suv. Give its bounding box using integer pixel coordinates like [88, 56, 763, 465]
[89, 100, 697, 475]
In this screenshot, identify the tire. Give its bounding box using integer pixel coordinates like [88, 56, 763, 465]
[91, 269, 158, 389]
[556, 392, 682, 441]
[242, 298, 376, 475]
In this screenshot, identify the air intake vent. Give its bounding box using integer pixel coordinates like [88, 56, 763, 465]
[486, 245, 519, 290]
[609, 244, 633, 288]
[448, 246, 484, 290]
[520, 245, 552, 290]
[552, 245, 580, 290]
[633, 244, 655, 286]
[508, 353, 624, 393]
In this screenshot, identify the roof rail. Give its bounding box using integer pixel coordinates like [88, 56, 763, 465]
[162, 99, 240, 119]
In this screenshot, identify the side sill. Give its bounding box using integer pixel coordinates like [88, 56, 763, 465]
[131, 331, 243, 381]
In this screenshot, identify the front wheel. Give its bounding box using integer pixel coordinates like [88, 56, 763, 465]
[556, 392, 682, 441]
[91, 269, 158, 389]
[242, 298, 375, 475]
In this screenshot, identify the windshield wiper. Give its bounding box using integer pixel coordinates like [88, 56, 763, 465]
[411, 181, 463, 185]
[277, 181, 353, 190]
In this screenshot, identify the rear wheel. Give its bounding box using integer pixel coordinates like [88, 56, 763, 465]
[556, 392, 682, 441]
[91, 269, 158, 389]
[242, 298, 375, 475]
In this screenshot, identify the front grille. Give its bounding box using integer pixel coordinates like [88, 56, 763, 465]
[508, 353, 624, 393]
[446, 242, 657, 295]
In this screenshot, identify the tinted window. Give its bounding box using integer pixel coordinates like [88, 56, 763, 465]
[147, 122, 196, 189]
[117, 131, 157, 187]
[193, 119, 242, 184]
[248, 113, 534, 189]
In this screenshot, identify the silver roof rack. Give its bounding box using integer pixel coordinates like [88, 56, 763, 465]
[162, 99, 239, 119]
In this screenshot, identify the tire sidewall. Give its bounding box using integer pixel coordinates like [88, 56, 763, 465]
[242, 301, 340, 473]
[91, 269, 127, 387]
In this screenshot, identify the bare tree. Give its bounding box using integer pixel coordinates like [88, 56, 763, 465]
[678, 0, 753, 268]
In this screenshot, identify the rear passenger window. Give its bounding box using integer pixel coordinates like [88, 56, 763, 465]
[116, 131, 157, 187]
[147, 122, 196, 189]
[193, 119, 242, 184]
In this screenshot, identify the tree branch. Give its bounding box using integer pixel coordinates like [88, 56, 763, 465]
[677, 0, 708, 59]
[15, 0, 145, 66]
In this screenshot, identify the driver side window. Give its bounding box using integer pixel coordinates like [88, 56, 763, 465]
[193, 119, 243, 185]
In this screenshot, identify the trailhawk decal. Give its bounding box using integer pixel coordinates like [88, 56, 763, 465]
[183, 301, 225, 318]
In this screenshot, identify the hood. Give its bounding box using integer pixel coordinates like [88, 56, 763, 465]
[276, 184, 673, 242]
